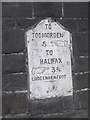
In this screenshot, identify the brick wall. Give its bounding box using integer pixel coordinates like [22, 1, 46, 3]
[2, 2, 88, 118]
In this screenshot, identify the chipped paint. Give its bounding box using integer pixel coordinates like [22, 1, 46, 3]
[26, 18, 73, 100]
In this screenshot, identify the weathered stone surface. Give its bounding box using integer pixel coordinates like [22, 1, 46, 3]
[73, 73, 88, 91]
[78, 19, 88, 32]
[72, 33, 88, 56]
[64, 2, 88, 18]
[73, 57, 88, 73]
[2, 54, 26, 74]
[2, 73, 27, 91]
[58, 19, 78, 32]
[2, 3, 32, 18]
[30, 111, 76, 118]
[29, 96, 74, 116]
[16, 18, 41, 29]
[33, 2, 62, 18]
[76, 109, 88, 118]
[74, 91, 88, 110]
[2, 114, 29, 119]
[26, 18, 73, 99]
[2, 93, 28, 115]
[2, 28, 25, 53]
[2, 18, 16, 29]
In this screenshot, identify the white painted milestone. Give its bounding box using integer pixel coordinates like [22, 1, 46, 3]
[26, 18, 73, 100]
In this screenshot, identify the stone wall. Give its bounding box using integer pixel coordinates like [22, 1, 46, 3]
[2, 2, 88, 118]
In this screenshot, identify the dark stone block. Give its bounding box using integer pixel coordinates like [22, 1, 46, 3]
[78, 19, 88, 32]
[33, 2, 62, 18]
[2, 111, 29, 118]
[76, 109, 88, 118]
[73, 56, 88, 73]
[58, 111, 76, 118]
[2, 28, 25, 53]
[2, 118, 29, 120]
[64, 2, 88, 18]
[74, 91, 88, 110]
[2, 18, 16, 29]
[72, 33, 88, 56]
[29, 96, 74, 116]
[2, 73, 27, 91]
[16, 18, 41, 29]
[2, 105, 10, 116]
[73, 73, 88, 91]
[57, 19, 78, 32]
[30, 111, 76, 118]
[2, 54, 26, 74]
[2, 93, 28, 115]
[2, 3, 32, 18]
[2, 2, 32, 6]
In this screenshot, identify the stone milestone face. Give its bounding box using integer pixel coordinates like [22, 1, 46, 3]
[26, 18, 73, 100]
